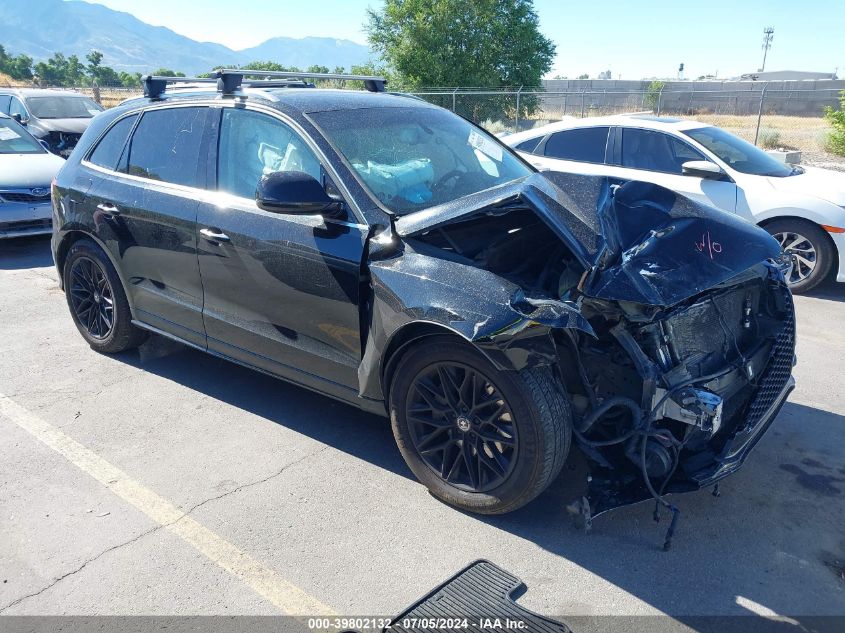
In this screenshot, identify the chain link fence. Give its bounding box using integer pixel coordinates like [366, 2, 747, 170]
[3, 75, 843, 169]
[409, 86, 845, 170]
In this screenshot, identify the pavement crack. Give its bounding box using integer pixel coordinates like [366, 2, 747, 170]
[0, 445, 328, 613]
[0, 523, 162, 614]
[179, 445, 329, 518]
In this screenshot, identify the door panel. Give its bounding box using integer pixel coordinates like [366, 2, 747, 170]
[198, 200, 367, 388]
[85, 106, 211, 346]
[197, 107, 367, 389]
[89, 175, 205, 345]
[608, 127, 738, 213]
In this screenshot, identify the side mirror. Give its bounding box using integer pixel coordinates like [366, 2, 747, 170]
[11, 113, 27, 125]
[682, 160, 725, 180]
[255, 171, 344, 216]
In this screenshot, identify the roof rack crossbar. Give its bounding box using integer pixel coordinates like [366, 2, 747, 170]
[216, 69, 387, 93]
[141, 68, 388, 99]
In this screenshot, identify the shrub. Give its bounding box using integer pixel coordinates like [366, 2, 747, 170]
[824, 91, 845, 156]
[644, 80, 665, 112]
[758, 128, 781, 149]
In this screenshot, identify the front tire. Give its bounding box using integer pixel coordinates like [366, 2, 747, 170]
[764, 218, 834, 293]
[388, 335, 571, 514]
[63, 239, 147, 353]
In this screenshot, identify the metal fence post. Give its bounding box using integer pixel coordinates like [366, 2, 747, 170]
[515, 86, 522, 130]
[580, 87, 586, 118]
[452, 87, 458, 112]
[754, 82, 770, 145]
[657, 85, 665, 116]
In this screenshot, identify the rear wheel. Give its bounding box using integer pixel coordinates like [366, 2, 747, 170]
[63, 239, 147, 353]
[388, 335, 571, 514]
[764, 218, 834, 293]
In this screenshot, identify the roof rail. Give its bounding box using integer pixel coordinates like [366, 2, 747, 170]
[141, 69, 388, 99]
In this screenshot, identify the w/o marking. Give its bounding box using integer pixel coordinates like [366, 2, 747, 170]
[0, 393, 334, 615]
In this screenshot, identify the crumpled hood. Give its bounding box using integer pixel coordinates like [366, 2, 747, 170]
[28, 118, 92, 136]
[766, 166, 845, 206]
[395, 172, 782, 309]
[0, 152, 65, 188]
[587, 181, 783, 307]
[394, 173, 605, 268]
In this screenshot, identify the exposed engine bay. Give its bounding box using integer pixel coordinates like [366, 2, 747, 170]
[397, 177, 796, 548]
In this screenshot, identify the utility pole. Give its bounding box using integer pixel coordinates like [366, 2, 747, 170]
[760, 27, 774, 72]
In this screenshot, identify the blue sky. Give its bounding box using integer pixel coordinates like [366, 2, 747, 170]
[77, 0, 845, 79]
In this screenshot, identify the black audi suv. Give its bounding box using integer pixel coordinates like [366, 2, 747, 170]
[51, 71, 795, 527]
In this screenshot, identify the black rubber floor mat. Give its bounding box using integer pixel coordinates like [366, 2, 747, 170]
[386, 559, 572, 633]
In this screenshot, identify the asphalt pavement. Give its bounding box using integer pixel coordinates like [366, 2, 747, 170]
[1, 235, 843, 629]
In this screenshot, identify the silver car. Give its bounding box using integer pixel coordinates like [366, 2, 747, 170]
[0, 88, 103, 157]
[0, 113, 66, 239]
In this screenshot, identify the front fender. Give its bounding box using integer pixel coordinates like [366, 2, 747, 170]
[358, 252, 594, 400]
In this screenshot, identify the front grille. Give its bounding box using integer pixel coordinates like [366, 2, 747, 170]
[741, 289, 795, 430]
[0, 218, 52, 232]
[0, 192, 51, 203]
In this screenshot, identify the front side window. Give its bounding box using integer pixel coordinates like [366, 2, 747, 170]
[25, 96, 102, 119]
[543, 127, 609, 163]
[217, 108, 322, 200]
[683, 126, 793, 177]
[9, 97, 28, 120]
[309, 106, 531, 215]
[89, 114, 137, 170]
[620, 128, 706, 174]
[0, 117, 44, 154]
[127, 107, 208, 188]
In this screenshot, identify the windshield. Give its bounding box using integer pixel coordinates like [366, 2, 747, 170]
[0, 118, 44, 154]
[683, 126, 793, 177]
[309, 106, 532, 215]
[25, 95, 103, 119]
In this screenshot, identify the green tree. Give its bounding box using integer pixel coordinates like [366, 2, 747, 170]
[241, 61, 301, 72]
[119, 71, 143, 87]
[0, 44, 33, 80]
[824, 90, 845, 156]
[644, 79, 665, 112]
[366, 0, 554, 120]
[577, 73, 589, 80]
[150, 68, 185, 77]
[307, 64, 330, 74]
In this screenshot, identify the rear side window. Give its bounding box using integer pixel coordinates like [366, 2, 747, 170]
[127, 107, 208, 188]
[0, 95, 10, 114]
[543, 127, 609, 163]
[514, 137, 542, 153]
[89, 114, 137, 170]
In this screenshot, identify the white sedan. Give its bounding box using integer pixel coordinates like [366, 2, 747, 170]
[0, 113, 65, 238]
[503, 115, 845, 293]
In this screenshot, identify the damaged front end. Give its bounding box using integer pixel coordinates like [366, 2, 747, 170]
[367, 173, 795, 543]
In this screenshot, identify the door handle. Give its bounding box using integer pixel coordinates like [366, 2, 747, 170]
[200, 228, 230, 243]
[96, 202, 120, 216]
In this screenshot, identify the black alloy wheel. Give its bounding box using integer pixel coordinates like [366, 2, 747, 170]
[405, 361, 519, 493]
[68, 256, 115, 339]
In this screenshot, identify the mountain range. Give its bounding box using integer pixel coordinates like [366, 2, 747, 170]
[0, 0, 374, 75]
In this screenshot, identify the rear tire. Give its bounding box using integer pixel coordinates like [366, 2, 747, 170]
[388, 335, 571, 514]
[764, 218, 834, 293]
[63, 239, 147, 353]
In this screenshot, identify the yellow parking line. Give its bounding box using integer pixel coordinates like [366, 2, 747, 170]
[0, 393, 335, 615]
